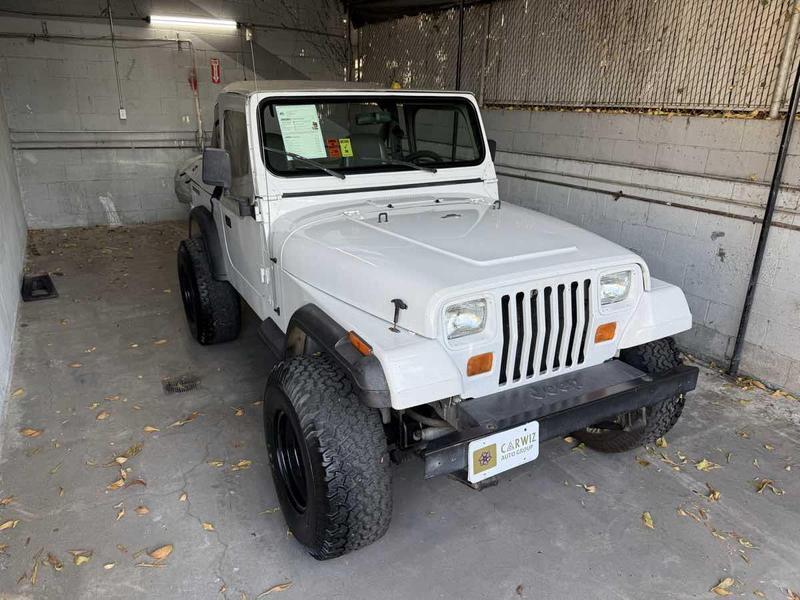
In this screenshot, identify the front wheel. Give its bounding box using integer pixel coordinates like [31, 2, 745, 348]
[572, 337, 685, 453]
[264, 355, 392, 560]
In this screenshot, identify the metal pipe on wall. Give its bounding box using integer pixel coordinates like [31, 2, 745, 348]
[106, 0, 125, 119]
[0, 31, 204, 150]
[768, 0, 800, 119]
[729, 54, 800, 375]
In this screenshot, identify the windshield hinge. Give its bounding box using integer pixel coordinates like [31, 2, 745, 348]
[253, 198, 264, 222]
[342, 209, 363, 220]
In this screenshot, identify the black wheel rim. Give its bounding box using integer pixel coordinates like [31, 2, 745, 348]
[275, 410, 309, 514]
[178, 257, 196, 324]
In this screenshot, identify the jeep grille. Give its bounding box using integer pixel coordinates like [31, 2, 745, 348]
[498, 279, 592, 386]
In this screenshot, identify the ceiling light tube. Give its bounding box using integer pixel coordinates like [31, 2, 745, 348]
[149, 15, 238, 29]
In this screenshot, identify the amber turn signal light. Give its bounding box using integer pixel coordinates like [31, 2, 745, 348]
[347, 331, 372, 356]
[594, 322, 617, 343]
[467, 352, 493, 376]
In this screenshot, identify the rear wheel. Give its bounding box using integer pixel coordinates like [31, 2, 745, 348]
[177, 238, 240, 345]
[572, 337, 685, 453]
[264, 355, 392, 560]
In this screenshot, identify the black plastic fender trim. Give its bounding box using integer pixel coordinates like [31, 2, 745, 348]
[188, 205, 228, 280]
[284, 304, 392, 408]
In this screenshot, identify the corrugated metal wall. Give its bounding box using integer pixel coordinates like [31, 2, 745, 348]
[358, 0, 800, 112]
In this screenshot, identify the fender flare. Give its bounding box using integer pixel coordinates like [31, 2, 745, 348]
[188, 205, 228, 280]
[284, 304, 391, 409]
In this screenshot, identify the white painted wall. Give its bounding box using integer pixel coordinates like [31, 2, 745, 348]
[0, 89, 26, 404]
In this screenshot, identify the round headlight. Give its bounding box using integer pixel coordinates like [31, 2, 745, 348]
[600, 270, 632, 305]
[445, 299, 487, 339]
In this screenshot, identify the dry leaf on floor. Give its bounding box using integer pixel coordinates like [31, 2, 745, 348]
[710, 529, 727, 541]
[259, 507, 280, 515]
[0, 544, 8, 553]
[755, 478, 784, 495]
[105, 394, 120, 401]
[786, 589, 800, 600]
[147, 544, 173, 561]
[106, 478, 125, 491]
[753, 592, 766, 598]
[169, 412, 201, 428]
[0, 519, 19, 531]
[736, 430, 750, 439]
[706, 483, 721, 502]
[202, 522, 215, 531]
[96, 410, 110, 421]
[695, 459, 720, 471]
[641, 512, 654, 529]
[737, 537, 756, 549]
[636, 457, 651, 467]
[234, 407, 245, 417]
[153, 339, 168, 345]
[231, 459, 252, 471]
[135, 561, 165, 568]
[68, 363, 82, 368]
[135, 505, 149, 515]
[20, 427, 43, 438]
[763, 444, 774, 451]
[69, 550, 92, 566]
[655, 437, 668, 448]
[11, 388, 24, 398]
[257, 582, 293, 597]
[710, 577, 735, 596]
[581, 484, 597, 494]
[143, 425, 160, 433]
[179, 491, 188, 502]
[115, 507, 125, 521]
[207, 460, 225, 468]
[0, 496, 14, 506]
[47, 552, 63, 571]
[104, 562, 115, 570]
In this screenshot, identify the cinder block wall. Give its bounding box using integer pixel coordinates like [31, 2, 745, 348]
[0, 90, 26, 403]
[483, 108, 800, 394]
[0, 2, 345, 227]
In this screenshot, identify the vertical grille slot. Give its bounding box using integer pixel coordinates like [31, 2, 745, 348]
[578, 279, 591, 365]
[512, 292, 525, 381]
[499, 295, 510, 385]
[497, 277, 594, 386]
[540, 286, 552, 374]
[565, 282, 579, 367]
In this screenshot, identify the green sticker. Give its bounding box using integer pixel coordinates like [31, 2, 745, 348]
[339, 138, 353, 157]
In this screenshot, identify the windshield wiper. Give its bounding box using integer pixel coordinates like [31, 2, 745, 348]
[263, 146, 345, 180]
[359, 156, 437, 174]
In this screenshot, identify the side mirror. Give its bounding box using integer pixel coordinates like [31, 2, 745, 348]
[488, 139, 497, 162]
[202, 147, 231, 189]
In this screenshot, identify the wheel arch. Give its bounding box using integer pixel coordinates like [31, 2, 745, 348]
[282, 304, 392, 409]
[188, 205, 228, 280]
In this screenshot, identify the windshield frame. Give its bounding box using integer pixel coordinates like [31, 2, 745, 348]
[256, 93, 487, 179]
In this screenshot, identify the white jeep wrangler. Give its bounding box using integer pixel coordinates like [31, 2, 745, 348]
[175, 81, 698, 560]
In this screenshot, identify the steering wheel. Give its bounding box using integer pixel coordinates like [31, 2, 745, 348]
[405, 149, 443, 164]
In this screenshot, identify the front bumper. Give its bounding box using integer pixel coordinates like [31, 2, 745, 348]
[422, 360, 699, 479]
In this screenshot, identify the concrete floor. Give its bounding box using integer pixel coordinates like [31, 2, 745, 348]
[0, 222, 799, 600]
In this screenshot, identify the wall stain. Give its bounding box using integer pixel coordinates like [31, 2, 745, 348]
[717, 246, 726, 262]
[711, 231, 725, 241]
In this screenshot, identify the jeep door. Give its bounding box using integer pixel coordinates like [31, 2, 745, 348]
[217, 102, 270, 314]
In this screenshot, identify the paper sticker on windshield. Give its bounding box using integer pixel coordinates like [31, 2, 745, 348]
[339, 138, 353, 158]
[275, 104, 326, 160]
[326, 138, 341, 158]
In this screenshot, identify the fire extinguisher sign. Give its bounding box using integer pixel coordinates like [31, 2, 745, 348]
[210, 58, 221, 84]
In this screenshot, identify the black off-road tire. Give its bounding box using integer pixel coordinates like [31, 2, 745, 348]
[177, 238, 240, 345]
[572, 337, 685, 453]
[263, 354, 392, 560]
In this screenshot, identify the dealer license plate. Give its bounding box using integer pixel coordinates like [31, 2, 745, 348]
[467, 421, 539, 483]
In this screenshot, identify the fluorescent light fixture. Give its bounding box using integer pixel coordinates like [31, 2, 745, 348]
[149, 15, 238, 29]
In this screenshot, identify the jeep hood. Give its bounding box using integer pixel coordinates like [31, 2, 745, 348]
[280, 197, 643, 338]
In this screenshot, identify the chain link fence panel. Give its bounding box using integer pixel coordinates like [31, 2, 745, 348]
[357, 0, 800, 112]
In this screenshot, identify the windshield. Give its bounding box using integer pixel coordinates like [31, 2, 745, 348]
[259, 95, 485, 177]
